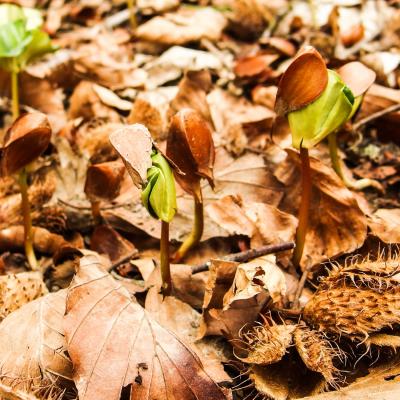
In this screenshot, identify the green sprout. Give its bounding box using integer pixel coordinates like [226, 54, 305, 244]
[142, 151, 177, 295]
[275, 47, 355, 267]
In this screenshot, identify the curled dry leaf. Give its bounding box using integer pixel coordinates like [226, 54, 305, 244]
[109, 124, 153, 188]
[275, 149, 367, 269]
[0, 290, 74, 398]
[337, 61, 376, 97]
[64, 254, 230, 400]
[274, 46, 328, 116]
[1, 112, 51, 176]
[136, 7, 227, 46]
[167, 108, 215, 196]
[368, 208, 400, 244]
[84, 161, 125, 202]
[0, 272, 47, 320]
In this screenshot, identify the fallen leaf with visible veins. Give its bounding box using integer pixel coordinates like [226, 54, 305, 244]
[64, 254, 230, 400]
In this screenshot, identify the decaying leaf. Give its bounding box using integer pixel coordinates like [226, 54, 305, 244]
[64, 254, 230, 400]
[0, 290, 74, 398]
[136, 7, 227, 46]
[337, 61, 376, 97]
[109, 124, 153, 188]
[0, 272, 47, 320]
[368, 208, 400, 244]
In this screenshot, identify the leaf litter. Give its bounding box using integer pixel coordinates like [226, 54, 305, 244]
[0, 0, 399, 399]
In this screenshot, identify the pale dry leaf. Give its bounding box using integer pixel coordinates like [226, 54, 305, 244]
[64, 254, 230, 400]
[136, 7, 227, 45]
[92, 84, 132, 111]
[0, 290, 74, 398]
[109, 124, 153, 188]
[223, 255, 286, 307]
[368, 209, 400, 244]
[199, 259, 270, 341]
[275, 149, 368, 269]
[0, 272, 48, 320]
[137, 0, 179, 15]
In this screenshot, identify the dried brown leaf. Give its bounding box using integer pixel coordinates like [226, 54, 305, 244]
[0, 290, 74, 397]
[368, 209, 400, 244]
[109, 124, 153, 188]
[64, 254, 230, 400]
[0, 272, 47, 320]
[337, 61, 376, 97]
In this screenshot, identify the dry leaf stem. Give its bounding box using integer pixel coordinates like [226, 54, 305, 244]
[328, 133, 382, 191]
[292, 146, 311, 267]
[160, 220, 172, 295]
[173, 190, 204, 262]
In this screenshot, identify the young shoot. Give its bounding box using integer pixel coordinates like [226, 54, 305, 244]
[84, 161, 125, 225]
[275, 47, 355, 267]
[329, 61, 381, 191]
[142, 151, 177, 295]
[109, 124, 177, 295]
[0, 112, 51, 270]
[167, 109, 215, 262]
[126, 0, 137, 30]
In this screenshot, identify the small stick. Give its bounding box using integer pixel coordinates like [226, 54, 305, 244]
[292, 259, 313, 310]
[191, 242, 295, 274]
[353, 103, 400, 131]
[108, 249, 140, 272]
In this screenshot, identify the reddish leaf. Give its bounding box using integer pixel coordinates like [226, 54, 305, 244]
[167, 108, 215, 197]
[337, 61, 376, 97]
[274, 47, 328, 116]
[64, 254, 230, 400]
[1, 112, 51, 176]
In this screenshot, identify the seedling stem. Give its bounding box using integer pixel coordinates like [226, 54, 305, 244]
[293, 146, 312, 267]
[11, 70, 19, 120]
[91, 201, 102, 225]
[328, 133, 382, 191]
[127, 0, 137, 30]
[18, 168, 38, 270]
[160, 220, 172, 295]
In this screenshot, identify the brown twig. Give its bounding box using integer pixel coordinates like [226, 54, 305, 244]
[108, 249, 139, 272]
[191, 242, 295, 274]
[353, 103, 400, 131]
[292, 258, 313, 310]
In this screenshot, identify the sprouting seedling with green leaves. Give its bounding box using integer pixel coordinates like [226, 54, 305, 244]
[328, 61, 381, 191]
[110, 124, 177, 295]
[167, 109, 215, 263]
[0, 3, 56, 120]
[275, 46, 356, 267]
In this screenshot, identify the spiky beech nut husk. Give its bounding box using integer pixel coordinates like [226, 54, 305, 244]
[1, 112, 51, 176]
[274, 46, 328, 116]
[84, 161, 125, 202]
[303, 256, 400, 341]
[167, 108, 215, 199]
[294, 324, 340, 385]
[237, 319, 295, 365]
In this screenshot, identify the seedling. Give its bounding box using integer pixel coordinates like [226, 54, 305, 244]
[329, 61, 381, 191]
[84, 161, 125, 225]
[126, 0, 137, 30]
[167, 108, 215, 262]
[275, 47, 355, 266]
[141, 151, 177, 294]
[110, 124, 177, 295]
[0, 4, 56, 120]
[1, 112, 51, 270]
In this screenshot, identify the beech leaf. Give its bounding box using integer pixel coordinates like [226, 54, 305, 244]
[64, 254, 230, 400]
[0, 290, 74, 397]
[109, 124, 153, 188]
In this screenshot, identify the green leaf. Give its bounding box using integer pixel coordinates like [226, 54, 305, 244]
[141, 152, 177, 223]
[288, 70, 354, 149]
[0, 4, 43, 30]
[0, 20, 32, 59]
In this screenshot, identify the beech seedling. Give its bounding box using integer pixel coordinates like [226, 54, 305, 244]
[110, 124, 177, 295]
[167, 108, 215, 262]
[0, 3, 56, 120]
[1, 112, 51, 270]
[84, 161, 125, 225]
[275, 46, 355, 266]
